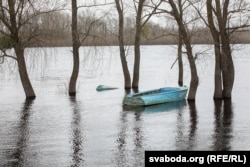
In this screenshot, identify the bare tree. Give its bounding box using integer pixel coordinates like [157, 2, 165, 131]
[132, 0, 162, 89]
[69, 0, 80, 96]
[132, 0, 145, 89]
[193, 0, 250, 99]
[114, 0, 162, 89]
[206, 0, 223, 99]
[0, 0, 63, 99]
[168, 0, 199, 100]
[69, 1, 114, 96]
[214, 0, 234, 99]
[177, 0, 183, 86]
[114, 0, 131, 89]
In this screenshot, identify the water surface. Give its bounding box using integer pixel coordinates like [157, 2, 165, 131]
[0, 45, 250, 166]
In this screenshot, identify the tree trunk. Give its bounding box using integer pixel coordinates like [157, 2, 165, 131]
[15, 45, 36, 99]
[69, 0, 80, 96]
[169, 1, 199, 100]
[213, 44, 223, 99]
[177, 33, 183, 86]
[206, 0, 223, 99]
[215, 0, 234, 99]
[220, 26, 234, 98]
[185, 45, 199, 100]
[132, 0, 145, 89]
[177, 0, 183, 86]
[220, 39, 234, 98]
[8, 0, 35, 99]
[115, 0, 131, 89]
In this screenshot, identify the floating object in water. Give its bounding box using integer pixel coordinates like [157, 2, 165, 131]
[96, 85, 118, 91]
[123, 86, 188, 106]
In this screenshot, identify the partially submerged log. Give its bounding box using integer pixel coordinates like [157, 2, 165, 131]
[96, 85, 118, 91]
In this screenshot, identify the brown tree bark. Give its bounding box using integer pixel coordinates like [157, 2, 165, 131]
[15, 44, 36, 99]
[206, 0, 235, 99]
[215, 0, 234, 99]
[8, 0, 36, 99]
[169, 1, 199, 100]
[206, 0, 223, 99]
[69, 0, 80, 96]
[132, 0, 145, 89]
[115, 0, 131, 89]
[177, 33, 183, 86]
[177, 0, 183, 87]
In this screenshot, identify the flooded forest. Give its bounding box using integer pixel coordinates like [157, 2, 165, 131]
[1, 1, 250, 167]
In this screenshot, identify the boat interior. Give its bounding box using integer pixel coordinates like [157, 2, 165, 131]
[133, 89, 161, 97]
[132, 88, 180, 97]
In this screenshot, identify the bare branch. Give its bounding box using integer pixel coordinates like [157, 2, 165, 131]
[79, 12, 109, 44]
[0, 49, 17, 64]
[141, 0, 163, 27]
[188, 0, 209, 27]
[170, 57, 178, 69]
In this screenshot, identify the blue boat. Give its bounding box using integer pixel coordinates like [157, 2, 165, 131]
[123, 86, 188, 106]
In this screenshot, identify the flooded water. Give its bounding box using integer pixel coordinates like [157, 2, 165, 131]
[0, 45, 250, 166]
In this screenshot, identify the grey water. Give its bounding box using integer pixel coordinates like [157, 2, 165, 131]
[0, 45, 250, 166]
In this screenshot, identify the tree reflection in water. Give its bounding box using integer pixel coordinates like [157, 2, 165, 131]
[175, 101, 197, 150]
[132, 111, 144, 167]
[213, 99, 233, 150]
[187, 101, 198, 150]
[69, 97, 84, 167]
[115, 90, 144, 167]
[115, 106, 129, 167]
[7, 99, 34, 167]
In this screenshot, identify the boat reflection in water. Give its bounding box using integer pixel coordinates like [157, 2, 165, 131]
[123, 100, 187, 113]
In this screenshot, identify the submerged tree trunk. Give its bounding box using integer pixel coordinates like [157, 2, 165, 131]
[169, 1, 199, 100]
[221, 44, 234, 99]
[215, 0, 234, 99]
[207, 0, 223, 99]
[185, 43, 199, 100]
[132, 0, 145, 89]
[177, 0, 183, 86]
[213, 43, 223, 99]
[15, 45, 36, 99]
[177, 33, 183, 86]
[8, 0, 35, 99]
[220, 26, 234, 98]
[69, 0, 80, 96]
[115, 0, 131, 89]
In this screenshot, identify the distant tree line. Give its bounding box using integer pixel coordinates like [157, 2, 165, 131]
[10, 10, 207, 47]
[1, 7, 249, 48]
[6, 10, 249, 47]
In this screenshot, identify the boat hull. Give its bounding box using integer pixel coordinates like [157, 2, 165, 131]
[123, 86, 188, 106]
